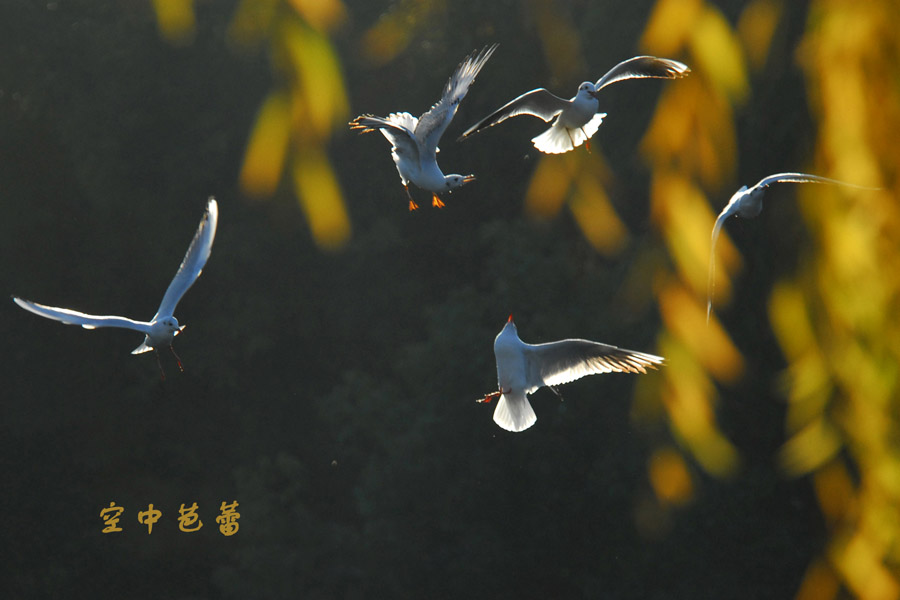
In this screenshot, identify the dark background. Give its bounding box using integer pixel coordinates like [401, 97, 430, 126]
[2, 1, 826, 598]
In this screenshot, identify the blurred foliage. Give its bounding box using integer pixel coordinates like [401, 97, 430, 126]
[637, 0, 755, 493]
[151, 0, 352, 248]
[773, 1, 900, 598]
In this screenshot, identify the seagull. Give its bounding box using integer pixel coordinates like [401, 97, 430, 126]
[706, 173, 876, 322]
[458, 55, 689, 154]
[13, 197, 218, 379]
[349, 44, 497, 210]
[478, 315, 664, 432]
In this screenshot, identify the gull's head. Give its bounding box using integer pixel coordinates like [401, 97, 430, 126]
[495, 314, 519, 349]
[444, 174, 476, 191]
[159, 317, 181, 333]
[577, 82, 600, 100]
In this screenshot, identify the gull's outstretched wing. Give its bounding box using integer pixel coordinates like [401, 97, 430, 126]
[751, 172, 874, 192]
[416, 44, 498, 154]
[706, 192, 745, 323]
[350, 114, 421, 165]
[13, 297, 152, 333]
[458, 88, 571, 140]
[594, 55, 690, 91]
[154, 197, 218, 320]
[524, 339, 663, 391]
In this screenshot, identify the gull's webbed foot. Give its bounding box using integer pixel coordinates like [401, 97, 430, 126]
[477, 391, 501, 404]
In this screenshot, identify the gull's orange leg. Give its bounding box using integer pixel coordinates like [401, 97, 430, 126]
[432, 194, 445, 208]
[170, 345, 185, 372]
[155, 351, 167, 381]
[404, 185, 419, 211]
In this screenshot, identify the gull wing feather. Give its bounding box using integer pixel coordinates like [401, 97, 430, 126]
[752, 172, 875, 192]
[154, 197, 218, 320]
[13, 297, 152, 333]
[416, 44, 497, 153]
[350, 114, 421, 166]
[459, 88, 570, 140]
[594, 55, 690, 91]
[706, 192, 745, 323]
[524, 339, 663, 391]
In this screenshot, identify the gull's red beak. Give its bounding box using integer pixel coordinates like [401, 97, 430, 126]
[507, 314, 514, 323]
[462, 175, 476, 184]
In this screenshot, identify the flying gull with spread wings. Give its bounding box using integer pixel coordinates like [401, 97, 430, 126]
[14, 197, 218, 378]
[350, 44, 498, 210]
[478, 315, 663, 432]
[459, 55, 689, 154]
[706, 173, 876, 322]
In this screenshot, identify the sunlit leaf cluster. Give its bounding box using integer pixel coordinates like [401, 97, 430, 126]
[771, 1, 900, 597]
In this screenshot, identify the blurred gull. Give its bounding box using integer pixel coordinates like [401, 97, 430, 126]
[458, 55, 689, 154]
[707, 173, 876, 323]
[14, 197, 218, 379]
[479, 315, 664, 432]
[349, 44, 497, 210]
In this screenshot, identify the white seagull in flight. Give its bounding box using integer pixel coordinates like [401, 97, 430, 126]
[459, 55, 689, 154]
[706, 173, 875, 322]
[349, 44, 497, 210]
[478, 316, 664, 432]
[14, 197, 218, 379]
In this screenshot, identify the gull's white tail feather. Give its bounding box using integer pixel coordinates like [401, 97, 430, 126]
[532, 113, 605, 154]
[493, 392, 537, 432]
[580, 112, 606, 142]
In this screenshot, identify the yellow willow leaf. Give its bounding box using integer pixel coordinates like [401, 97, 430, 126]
[228, 0, 279, 47]
[779, 417, 843, 476]
[239, 92, 291, 198]
[648, 447, 694, 506]
[768, 282, 818, 362]
[813, 461, 856, 524]
[831, 532, 900, 600]
[360, 0, 443, 65]
[689, 428, 740, 478]
[152, 0, 195, 44]
[737, 0, 783, 71]
[640, 0, 703, 56]
[281, 21, 349, 139]
[650, 172, 740, 298]
[291, 149, 351, 249]
[657, 336, 739, 477]
[287, 0, 346, 32]
[782, 353, 832, 434]
[525, 155, 574, 218]
[795, 559, 840, 600]
[688, 5, 750, 104]
[641, 85, 693, 165]
[361, 14, 413, 65]
[569, 171, 628, 256]
[658, 279, 743, 383]
[874, 456, 900, 508]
